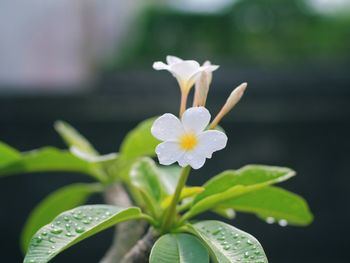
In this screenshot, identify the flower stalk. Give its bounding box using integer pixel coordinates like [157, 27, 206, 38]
[179, 88, 190, 117]
[160, 165, 191, 232]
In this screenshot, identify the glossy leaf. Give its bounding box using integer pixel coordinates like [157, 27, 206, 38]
[150, 233, 209, 263]
[0, 141, 20, 168]
[219, 186, 313, 226]
[24, 205, 142, 263]
[189, 221, 268, 263]
[21, 183, 101, 253]
[130, 158, 165, 202]
[119, 117, 159, 159]
[0, 147, 106, 181]
[186, 165, 295, 218]
[195, 165, 295, 203]
[211, 208, 236, 219]
[54, 121, 98, 155]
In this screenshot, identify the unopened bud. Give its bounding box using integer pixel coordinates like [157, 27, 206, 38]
[209, 82, 248, 129]
[193, 72, 210, 107]
[224, 82, 247, 112]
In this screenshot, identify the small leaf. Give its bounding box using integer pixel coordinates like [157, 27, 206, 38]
[130, 158, 166, 202]
[54, 121, 98, 155]
[186, 165, 295, 218]
[189, 221, 268, 263]
[161, 187, 205, 208]
[24, 205, 142, 263]
[0, 141, 20, 168]
[219, 186, 313, 226]
[150, 233, 209, 263]
[120, 117, 159, 159]
[21, 183, 101, 253]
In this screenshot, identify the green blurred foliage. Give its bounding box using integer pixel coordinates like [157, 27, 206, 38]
[117, 0, 350, 66]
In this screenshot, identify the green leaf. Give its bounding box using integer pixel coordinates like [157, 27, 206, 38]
[0, 141, 20, 168]
[185, 165, 295, 218]
[219, 186, 313, 226]
[120, 117, 159, 159]
[195, 165, 295, 204]
[130, 158, 165, 202]
[211, 208, 236, 220]
[54, 121, 118, 177]
[161, 187, 204, 208]
[189, 221, 268, 263]
[0, 147, 106, 181]
[150, 233, 209, 263]
[157, 165, 181, 195]
[21, 183, 102, 253]
[24, 205, 142, 263]
[54, 121, 98, 155]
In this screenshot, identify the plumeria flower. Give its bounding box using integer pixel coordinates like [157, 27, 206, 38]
[153, 56, 218, 93]
[151, 107, 228, 169]
[153, 56, 219, 115]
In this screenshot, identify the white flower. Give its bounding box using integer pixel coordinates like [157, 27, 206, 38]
[151, 107, 228, 169]
[153, 56, 219, 93]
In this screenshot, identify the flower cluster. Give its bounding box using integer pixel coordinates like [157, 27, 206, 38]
[151, 56, 247, 169]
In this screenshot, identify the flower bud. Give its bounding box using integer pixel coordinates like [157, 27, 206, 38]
[210, 82, 247, 129]
[193, 71, 210, 107]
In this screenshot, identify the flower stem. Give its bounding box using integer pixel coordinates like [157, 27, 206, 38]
[161, 166, 191, 232]
[179, 90, 189, 117]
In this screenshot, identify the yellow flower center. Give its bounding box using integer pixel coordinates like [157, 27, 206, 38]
[179, 133, 198, 151]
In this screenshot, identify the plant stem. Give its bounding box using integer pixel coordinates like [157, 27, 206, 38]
[161, 166, 191, 232]
[139, 213, 158, 227]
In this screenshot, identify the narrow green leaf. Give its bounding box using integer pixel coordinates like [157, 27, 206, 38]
[195, 165, 295, 204]
[0, 141, 20, 167]
[24, 205, 142, 263]
[150, 233, 209, 263]
[219, 186, 313, 226]
[21, 183, 101, 253]
[211, 208, 236, 220]
[54, 121, 118, 179]
[161, 187, 204, 208]
[185, 165, 295, 218]
[0, 147, 105, 181]
[130, 158, 166, 202]
[54, 121, 98, 155]
[189, 221, 268, 263]
[120, 117, 159, 159]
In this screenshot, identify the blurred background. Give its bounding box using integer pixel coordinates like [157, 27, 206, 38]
[0, 0, 349, 262]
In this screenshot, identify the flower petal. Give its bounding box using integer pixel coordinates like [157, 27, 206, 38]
[197, 130, 228, 158]
[169, 60, 201, 82]
[155, 141, 184, 165]
[151, 113, 184, 141]
[202, 64, 219, 72]
[166, 55, 183, 65]
[182, 107, 211, 133]
[153, 61, 170, 70]
[180, 152, 206, 169]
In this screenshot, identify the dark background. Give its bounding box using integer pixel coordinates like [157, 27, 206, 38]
[0, 0, 349, 262]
